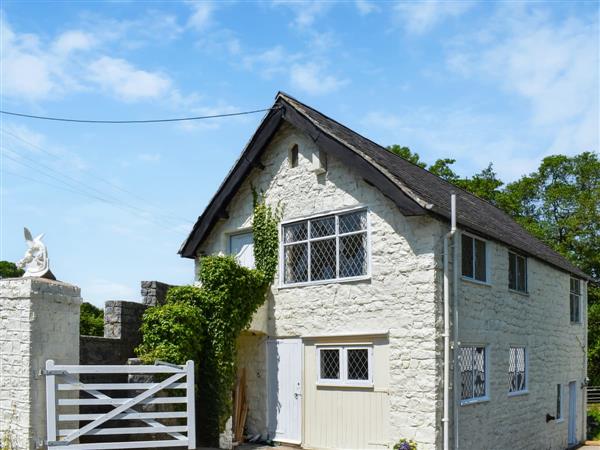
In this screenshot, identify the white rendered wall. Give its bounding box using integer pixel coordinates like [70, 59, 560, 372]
[0, 278, 81, 449]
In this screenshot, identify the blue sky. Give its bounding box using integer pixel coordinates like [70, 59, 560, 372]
[1, 1, 598, 306]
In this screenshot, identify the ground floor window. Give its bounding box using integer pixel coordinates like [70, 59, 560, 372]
[317, 345, 372, 387]
[557, 384, 563, 420]
[460, 345, 487, 403]
[508, 346, 527, 394]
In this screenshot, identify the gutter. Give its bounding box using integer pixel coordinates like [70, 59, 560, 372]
[443, 194, 457, 450]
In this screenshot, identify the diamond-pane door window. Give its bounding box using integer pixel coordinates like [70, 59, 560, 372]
[347, 349, 369, 380]
[320, 349, 340, 380]
[509, 347, 526, 393]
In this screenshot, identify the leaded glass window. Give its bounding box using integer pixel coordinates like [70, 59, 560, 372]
[317, 345, 372, 386]
[282, 210, 369, 285]
[509, 252, 527, 292]
[508, 346, 527, 393]
[460, 346, 487, 402]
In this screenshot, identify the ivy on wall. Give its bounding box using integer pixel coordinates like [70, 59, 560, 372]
[136, 193, 282, 445]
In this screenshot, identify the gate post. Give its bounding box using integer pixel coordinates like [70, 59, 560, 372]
[0, 278, 81, 450]
[186, 360, 196, 449]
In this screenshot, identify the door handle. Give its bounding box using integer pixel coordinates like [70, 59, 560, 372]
[294, 393, 302, 398]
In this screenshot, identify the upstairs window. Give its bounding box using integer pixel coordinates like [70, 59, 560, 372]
[282, 209, 369, 285]
[229, 231, 254, 269]
[509, 252, 527, 292]
[317, 345, 372, 387]
[460, 345, 487, 403]
[570, 278, 582, 323]
[289, 144, 299, 168]
[556, 384, 563, 420]
[508, 346, 527, 394]
[462, 234, 487, 283]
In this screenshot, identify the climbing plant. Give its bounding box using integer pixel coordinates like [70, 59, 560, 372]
[136, 194, 282, 445]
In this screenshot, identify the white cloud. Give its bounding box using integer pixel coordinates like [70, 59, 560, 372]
[290, 62, 348, 96]
[271, 0, 332, 28]
[447, 9, 599, 156]
[187, 1, 215, 30]
[87, 56, 172, 101]
[355, 0, 379, 16]
[52, 30, 96, 55]
[394, 1, 474, 34]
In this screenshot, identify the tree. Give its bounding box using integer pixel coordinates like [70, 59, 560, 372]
[0, 261, 24, 279]
[387, 145, 426, 168]
[80, 302, 104, 336]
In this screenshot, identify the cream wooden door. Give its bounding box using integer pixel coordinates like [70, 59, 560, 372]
[267, 339, 302, 444]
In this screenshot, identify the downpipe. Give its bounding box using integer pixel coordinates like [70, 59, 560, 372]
[443, 194, 457, 450]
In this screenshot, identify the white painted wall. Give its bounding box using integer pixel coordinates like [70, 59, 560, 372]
[456, 237, 588, 450]
[0, 278, 81, 450]
[199, 123, 443, 449]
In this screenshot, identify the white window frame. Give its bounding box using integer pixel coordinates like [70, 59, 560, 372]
[460, 344, 490, 405]
[461, 232, 491, 285]
[556, 383, 564, 422]
[227, 229, 255, 269]
[508, 346, 528, 396]
[508, 251, 528, 293]
[570, 278, 582, 324]
[316, 344, 373, 387]
[279, 206, 371, 288]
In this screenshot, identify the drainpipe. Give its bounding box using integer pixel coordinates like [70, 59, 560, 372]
[443, 194, 457, 450]
[452, 196, 460, 450]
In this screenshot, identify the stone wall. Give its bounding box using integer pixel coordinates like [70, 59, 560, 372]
[141, 280, 174, 307]
[80, 300, 147, 365]
[198, 123, 443, 449]
[0, 278, 81, 450]
[456, 238, 588, 450]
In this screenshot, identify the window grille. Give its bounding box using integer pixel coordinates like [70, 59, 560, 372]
[460, 346, 487, 402]
[462, 235, 487, 282]
[317, 345, 372, 386]
[508, 346, 527, 393]
[282, 209, 368, 285]
[570, 278, 582, 323]
[508, 252, 527, 292]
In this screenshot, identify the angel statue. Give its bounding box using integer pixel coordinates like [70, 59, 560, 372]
[16, 227, 55, 279]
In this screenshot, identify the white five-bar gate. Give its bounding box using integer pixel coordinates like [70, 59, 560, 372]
[44, 360, 195, 449]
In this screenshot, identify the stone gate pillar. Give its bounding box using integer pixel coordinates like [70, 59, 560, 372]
[0, 277, 81, 449]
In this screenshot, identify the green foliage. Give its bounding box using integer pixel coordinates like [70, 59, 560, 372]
[0, 261, 24, 279]
[137, 198, 281, 445]
[588, 405, 600, 440]
[588, 302, 600, 385]
[80, 302, 104, 336]
[387, 145, 426, 168]
[252, 189, 283, 280]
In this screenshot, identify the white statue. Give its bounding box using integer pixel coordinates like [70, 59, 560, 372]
[17, 227, 55, 279]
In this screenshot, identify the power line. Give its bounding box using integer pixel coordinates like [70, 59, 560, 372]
[1, 128, 194, 224]
[0, 107, 279, 124]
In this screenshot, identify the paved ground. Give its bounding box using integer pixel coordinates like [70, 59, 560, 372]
[583, 443, 600, 449]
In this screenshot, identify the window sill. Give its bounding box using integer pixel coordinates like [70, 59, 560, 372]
[570, 321, 583, 326]
[461, 276, 491, 287]
[279, 274, 371, 289]
[460, 396, 489, 406]
[556, 418, 565, 424]
[508, 389, 529, 397]
[509, 289, 529, 297]
[317, 382, 373, 389]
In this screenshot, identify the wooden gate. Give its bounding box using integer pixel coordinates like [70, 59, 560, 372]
[44, 359, 195, 449]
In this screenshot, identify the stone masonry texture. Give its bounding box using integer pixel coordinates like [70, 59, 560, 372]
[0, 277, 81, 450]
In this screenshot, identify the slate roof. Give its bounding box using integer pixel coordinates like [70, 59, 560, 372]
[181, 92, 588, 280]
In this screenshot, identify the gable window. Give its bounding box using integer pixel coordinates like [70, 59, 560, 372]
[509, 252, 527, 292]
[317, 345, 372, 387]
[460, 345, 487, 403]
[229, 231, 255, 269]
[289, 144, 299, 168]
[556, 384, 563, 421]
[282, 209, 369, 285]
[462, 234, 487, 282]
[570, 278, 582, 323]
[508, 346, 527, 394]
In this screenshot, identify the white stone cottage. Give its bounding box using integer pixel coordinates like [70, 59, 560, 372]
[179, 93, 590, 450]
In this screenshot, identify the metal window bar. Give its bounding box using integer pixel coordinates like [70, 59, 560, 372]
[44, 359, 195, 450]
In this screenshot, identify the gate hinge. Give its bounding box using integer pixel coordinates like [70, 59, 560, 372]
[41, 369, 68, 375]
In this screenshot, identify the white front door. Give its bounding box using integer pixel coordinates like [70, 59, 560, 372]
[268, 338, 302, 444]
[568, 381, 577, 445]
